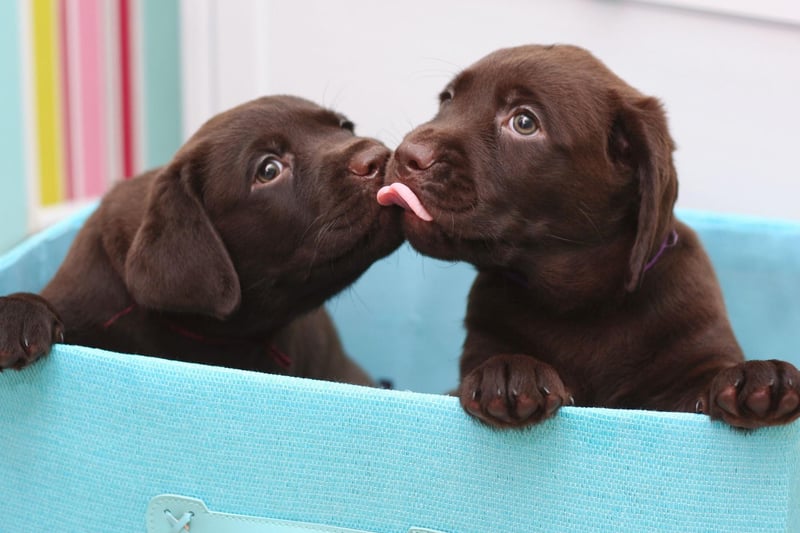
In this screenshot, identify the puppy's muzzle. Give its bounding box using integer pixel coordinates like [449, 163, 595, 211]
[394, 140, 438, 174]
[347, 143, 390, 179]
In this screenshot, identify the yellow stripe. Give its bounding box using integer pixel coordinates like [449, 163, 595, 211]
[32, 0, 64, 206]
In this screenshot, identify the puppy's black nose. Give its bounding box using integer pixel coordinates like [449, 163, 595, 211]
[396, 141, 437, 173]
[348, 144, 389, 178]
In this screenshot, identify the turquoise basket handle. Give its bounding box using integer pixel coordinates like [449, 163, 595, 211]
[146, 494, 447, 533]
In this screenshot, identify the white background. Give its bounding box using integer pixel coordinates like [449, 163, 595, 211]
[180, 0, 800, 221]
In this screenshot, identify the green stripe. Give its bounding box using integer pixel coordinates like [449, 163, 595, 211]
[0, 1, 29, 251]
[141, 0, 182, 169]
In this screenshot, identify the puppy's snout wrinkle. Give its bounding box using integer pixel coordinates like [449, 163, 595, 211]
[347, 144, 390, 179]
[396, 141, 437, 173]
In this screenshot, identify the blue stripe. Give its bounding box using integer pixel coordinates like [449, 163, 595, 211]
[0, 0, 29, 251]
[141, 0, 183, 169]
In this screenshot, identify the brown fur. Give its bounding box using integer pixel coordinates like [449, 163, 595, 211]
[0, 95, 403, 385]
[384, 45, 800, 428]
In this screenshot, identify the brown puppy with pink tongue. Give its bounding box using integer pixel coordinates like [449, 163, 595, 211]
[378, 44, 800, 429]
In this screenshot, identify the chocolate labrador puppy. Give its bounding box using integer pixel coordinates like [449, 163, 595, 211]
[379, 44, 800, 428]
[0, 95, 402, 385]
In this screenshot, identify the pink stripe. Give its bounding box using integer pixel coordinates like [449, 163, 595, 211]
[59, 0, 75, 200]
[119, 0, 135, 179]
[76, 0, 108, 198]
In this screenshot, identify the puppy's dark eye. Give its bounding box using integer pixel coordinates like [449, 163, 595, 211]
[510, 111, 539, 135]
[439, 89, 453, 104]
[256, 157, 284, 183]
[339, 119, 355, 132]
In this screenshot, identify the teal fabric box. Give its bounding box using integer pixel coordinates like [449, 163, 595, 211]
[1, 207, 799, 532]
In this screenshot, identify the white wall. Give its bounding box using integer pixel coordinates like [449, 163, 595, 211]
[180, 0, 800, 221]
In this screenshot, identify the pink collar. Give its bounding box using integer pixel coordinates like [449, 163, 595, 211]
[102, 303, 292, 369]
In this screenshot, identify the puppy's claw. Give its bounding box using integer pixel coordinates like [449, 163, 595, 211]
[695, 398, 705, 414]
[543, 394, 562, 416]
[464, 387, 482, 415]
[54, 325, 65, 344]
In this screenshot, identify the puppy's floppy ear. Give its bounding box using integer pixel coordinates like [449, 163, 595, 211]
[610, 93, 678, 291]
[124, 161, 241, 319]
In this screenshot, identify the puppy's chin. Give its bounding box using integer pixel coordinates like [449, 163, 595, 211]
[346, 204, 405, 266]
[402, 214, 455, 259]
[401, 212, 494, 267]
[297, 204, 404, 286]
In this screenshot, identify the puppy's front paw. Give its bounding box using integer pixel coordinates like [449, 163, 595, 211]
[700, 360, 800, 429]
[459, 354, 571, 428]
[0, 293, 64, 370]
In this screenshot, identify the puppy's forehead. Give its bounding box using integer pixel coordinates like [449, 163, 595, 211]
[462, 44, 626, 98]
[236, 95, 343, 129]
[197, 95, 346, 143]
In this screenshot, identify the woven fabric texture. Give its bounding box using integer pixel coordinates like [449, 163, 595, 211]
[1, 345, 798, 532]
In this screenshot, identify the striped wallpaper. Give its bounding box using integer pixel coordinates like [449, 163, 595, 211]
[0, 0, 183, 251]
[0, 1, 28, 252]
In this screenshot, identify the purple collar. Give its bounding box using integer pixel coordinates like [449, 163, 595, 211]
[643, 229, 679, 273]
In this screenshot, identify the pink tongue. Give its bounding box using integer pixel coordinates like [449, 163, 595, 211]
[377, 183, 433, 222]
